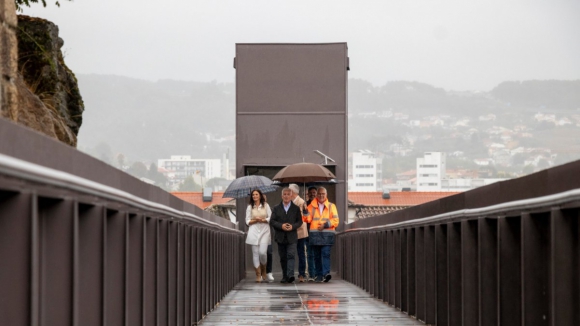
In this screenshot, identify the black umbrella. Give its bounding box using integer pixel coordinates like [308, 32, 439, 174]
[222, 175, 278, 199]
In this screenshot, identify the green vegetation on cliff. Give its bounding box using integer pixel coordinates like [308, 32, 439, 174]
[16, 0, 71, 12]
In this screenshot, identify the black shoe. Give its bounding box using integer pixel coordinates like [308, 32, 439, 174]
[323, 274, 332, 283]
[287, 276, 295, 284]
[315, 276, 323, 283]
[280, 278, 288, 284]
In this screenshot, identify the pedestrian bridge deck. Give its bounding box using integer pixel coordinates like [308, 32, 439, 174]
[199, 275, 423, 325]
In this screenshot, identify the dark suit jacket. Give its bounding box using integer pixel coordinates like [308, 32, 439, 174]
[270, 201, 303, 244]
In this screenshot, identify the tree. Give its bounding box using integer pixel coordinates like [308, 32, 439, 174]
[381, 155, 417, 179]
[15, 0, 70, 11]
[488, 165, 498, 178]
[537, 158, 550, 170]
[116, 153, 126, 170]
[522, 164, 535, 175]
[496, 171, 515, 178]
[447, 157, 478, 170]
[94, 142, 113, 165]
[553, 153, 580, 167]
[205, 177, 228, 189]
[178, 176, 201, 191]
[148, 163, 169, 188]
[127, 162, 148, 178]
[511, 153, 526, 166]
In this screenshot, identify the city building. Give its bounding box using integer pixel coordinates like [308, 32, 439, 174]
[158, 155, 229, 189]
[416, 153, 509, 192]
[350, 150, 382, 191]
[416, 152, 446, 191]
[440, 178, 507, 191]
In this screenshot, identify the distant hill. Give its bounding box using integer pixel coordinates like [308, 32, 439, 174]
[77, 74, 235, 163]
[349, 79, 507, 117]
[350, 79, 580, 115]
[76, 75, 580, 165]
[490, 80, 580, 110]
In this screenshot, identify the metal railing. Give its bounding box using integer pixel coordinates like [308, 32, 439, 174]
[336, 160, 580, 325]
[0, 118, 245, 326]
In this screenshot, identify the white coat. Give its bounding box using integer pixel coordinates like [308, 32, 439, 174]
[245, 203, 272, 245]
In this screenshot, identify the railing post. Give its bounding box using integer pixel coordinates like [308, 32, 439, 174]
[127, 213, 144, 326]
[374, 231, 381, 298]
[416, 226, 426, 322]
[550, 208, 579, 325]
[425, 225, 437, 325]
[523, 211, 550, 325]
[155, 218, 168, 325]
[403, 228, 411, 314]
[0, 191, 34, 326]
[77, 204, 105, 326]
[144, 216, 158, 325]
[436, 223, 449, 326]
[462, 219, 478, 326]
[478, 217, 499, 326]
[382, 231, 389, 304]
[183, 224, 191, 326]
[39, 197, 76, 326]
[388, 230, 396, 306]
[499, 216, 522, 325]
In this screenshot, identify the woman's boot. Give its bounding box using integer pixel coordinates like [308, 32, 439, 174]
[260, 264, 267, 282]
[255, 267, 262, 282]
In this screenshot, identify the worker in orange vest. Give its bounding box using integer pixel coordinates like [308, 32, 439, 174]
[304, 187, 339, 282]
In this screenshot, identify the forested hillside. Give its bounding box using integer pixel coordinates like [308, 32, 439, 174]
[77, 75, 235, 164]
[77, 75, 580, 175]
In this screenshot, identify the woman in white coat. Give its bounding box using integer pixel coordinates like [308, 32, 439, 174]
[246, 189, 272, 282]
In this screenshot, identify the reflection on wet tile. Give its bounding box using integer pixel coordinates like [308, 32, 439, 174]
[198, 275, 424, 325]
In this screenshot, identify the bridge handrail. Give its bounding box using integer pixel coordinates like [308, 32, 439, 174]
[335, 161, 580, 325]
[341, 187, 580, 233]
[0, 152, 243, 234]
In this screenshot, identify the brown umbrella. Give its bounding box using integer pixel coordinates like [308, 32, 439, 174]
[272, 162, 336, 183]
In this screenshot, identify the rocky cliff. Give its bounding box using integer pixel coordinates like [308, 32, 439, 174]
[16, 15, 84, 146]
[0, 0, 18, 124]
[0, 10, 84, 147]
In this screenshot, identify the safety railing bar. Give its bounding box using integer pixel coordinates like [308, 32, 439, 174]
[342, 187, 580, 233]
[0, 153, 243, 234]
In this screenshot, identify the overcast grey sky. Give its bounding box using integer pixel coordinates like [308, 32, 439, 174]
[23, 0, 580, 91]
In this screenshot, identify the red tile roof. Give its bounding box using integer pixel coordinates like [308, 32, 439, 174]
[171, 192, 233, 209]
[348, 191, 460, 206]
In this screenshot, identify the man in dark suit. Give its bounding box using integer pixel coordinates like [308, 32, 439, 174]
[270, 187, 304, 283]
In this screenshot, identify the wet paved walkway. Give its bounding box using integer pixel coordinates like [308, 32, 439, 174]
[199, 275, 424, 325]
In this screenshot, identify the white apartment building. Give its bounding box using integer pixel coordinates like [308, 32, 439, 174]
[220, 152, 231, 181]
[158, 155, 228, 188]
[416, 152, 446, 191]
[440, 178, 507, 192]
[350, 150, 382, 191]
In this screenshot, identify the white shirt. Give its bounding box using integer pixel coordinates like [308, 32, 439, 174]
[318, 201, 326, 215]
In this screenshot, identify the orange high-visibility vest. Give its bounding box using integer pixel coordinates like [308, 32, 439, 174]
[305, 198, 339, 231]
